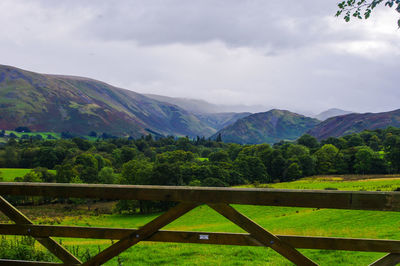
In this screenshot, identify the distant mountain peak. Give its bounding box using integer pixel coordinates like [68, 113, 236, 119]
[315, 108, 353, 121]
[212, 109, 320, 144]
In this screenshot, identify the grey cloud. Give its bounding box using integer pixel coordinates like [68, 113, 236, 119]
[74, 0, 338, 49]
[0, 0, 399, 115]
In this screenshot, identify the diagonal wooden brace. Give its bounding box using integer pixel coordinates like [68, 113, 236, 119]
[369, 253, 400, 266]
[0, 196, 81, 265]
[208, 203, 317, 266]
[82, 202, 198, 266]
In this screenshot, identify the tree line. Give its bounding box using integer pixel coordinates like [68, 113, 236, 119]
[1, 127, 400, 187]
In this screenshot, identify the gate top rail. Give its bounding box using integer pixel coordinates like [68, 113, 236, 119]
[1, 182, 400, 211]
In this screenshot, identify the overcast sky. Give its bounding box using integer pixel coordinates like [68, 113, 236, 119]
[1, 0, 399, 115]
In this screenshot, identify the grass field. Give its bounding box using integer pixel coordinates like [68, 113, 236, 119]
[0, 130, 98, 142]
[4, 130, 60, 139]
[3, 175, 400, 265]
[0, 168, 56, 181]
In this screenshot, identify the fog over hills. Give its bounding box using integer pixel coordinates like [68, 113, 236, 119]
[315, 108, 354, 121]
[145, 94, 269, 114]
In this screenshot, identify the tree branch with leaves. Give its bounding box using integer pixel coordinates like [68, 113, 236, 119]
[336, 0, 400, 27]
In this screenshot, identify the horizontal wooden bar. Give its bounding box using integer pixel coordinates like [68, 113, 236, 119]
[1, 182, 400, 211]
[0, 259, 65, 265]
[1, 224, 400, 253]
[369, 253, 400, 266]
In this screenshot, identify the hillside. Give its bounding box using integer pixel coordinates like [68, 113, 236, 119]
[315, 108, 353, 121]
[308, 109, 400, 140]
[0, 65, 215, 138]
[213, 109, 320, 144]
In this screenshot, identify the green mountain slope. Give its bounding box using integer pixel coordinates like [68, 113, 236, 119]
[213, 109, 320, 144]
[0, 65, 215, 137]
[308, 109, 400, 140]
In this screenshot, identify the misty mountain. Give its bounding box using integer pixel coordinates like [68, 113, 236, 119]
[196, 112, 251, 131]
[315, 108, 354, 121]
[144, 93, 269, 114]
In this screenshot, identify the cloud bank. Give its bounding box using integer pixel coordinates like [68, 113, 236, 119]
[0, 0, 399, 114]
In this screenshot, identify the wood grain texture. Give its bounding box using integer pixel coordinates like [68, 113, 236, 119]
[369, 253, 400, 266]
[0, 182, 400, 211]
[1, 224, 400, 253]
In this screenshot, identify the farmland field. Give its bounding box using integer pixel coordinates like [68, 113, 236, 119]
[0, 131, 98, 142]
[0, 168, 56, 182]
[3, 176, 400, 265]
[248, 175, 400, 192]
[4, 130, 60, 139]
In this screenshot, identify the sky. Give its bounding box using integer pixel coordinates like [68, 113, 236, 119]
[1, 0, 399, 115]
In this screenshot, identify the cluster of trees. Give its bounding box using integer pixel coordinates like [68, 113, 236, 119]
[2, 127, 400, 211]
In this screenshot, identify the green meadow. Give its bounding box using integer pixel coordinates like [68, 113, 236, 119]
[0, 131, 98, 142]
[4, 130, 60, 139]
[2, 175, 400, 265]
[0, 168, 56, 182]
[258, 176, 400, 192]
[0, 168, 33, 181]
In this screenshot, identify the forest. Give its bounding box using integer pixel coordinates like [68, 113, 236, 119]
[1, 126, 400, 188]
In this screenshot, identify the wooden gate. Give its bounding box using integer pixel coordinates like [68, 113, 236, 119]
[0, 182, 400, 265]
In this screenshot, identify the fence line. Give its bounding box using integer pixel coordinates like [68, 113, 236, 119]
[0, 182, 399, 265]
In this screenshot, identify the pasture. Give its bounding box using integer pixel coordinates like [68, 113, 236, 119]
[4, 130, 60, 139]
[0, 168, 56, 182]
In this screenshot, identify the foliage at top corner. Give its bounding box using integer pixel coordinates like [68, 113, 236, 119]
[336, 0, 400, 27]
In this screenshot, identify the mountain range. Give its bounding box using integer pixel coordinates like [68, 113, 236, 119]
[308, 109, 400, 140]
[1, 64, 399, 144]
[0, 65, 216, 138]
